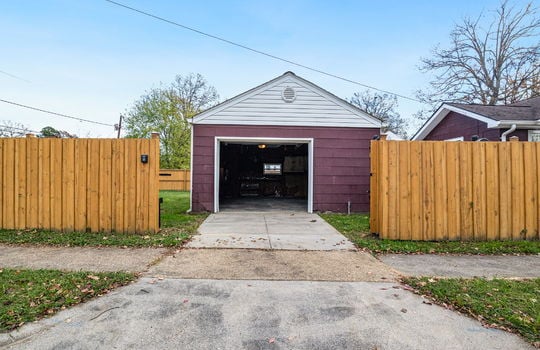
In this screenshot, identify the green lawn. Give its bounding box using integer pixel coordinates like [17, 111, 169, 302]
[320, 213, 540, 254]
[403, 277, 540, 345]
[0, 268, 135, 331]
[0, 191, 207, 247]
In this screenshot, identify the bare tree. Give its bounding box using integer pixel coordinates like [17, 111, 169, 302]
[0, 120, 30, 137]
[418, 1, 540, 109]
[349, 90, 408, 138]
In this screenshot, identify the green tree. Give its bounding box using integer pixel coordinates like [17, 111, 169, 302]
[124, 73, 219, 169]
[40, 126, 77, 138]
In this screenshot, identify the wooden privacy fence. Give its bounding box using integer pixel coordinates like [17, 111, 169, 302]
[370, 138, 540, 241]
[0, 134, 160, 233]
[159, 169, 190, 191]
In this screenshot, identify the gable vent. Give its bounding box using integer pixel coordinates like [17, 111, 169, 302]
[281, 87, 296, 103]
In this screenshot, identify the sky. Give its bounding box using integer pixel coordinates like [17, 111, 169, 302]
[0, 0, 531, 137]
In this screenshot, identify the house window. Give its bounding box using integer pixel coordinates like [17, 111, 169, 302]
[445, 136, 464, 141]
[528, 130, 540, 142]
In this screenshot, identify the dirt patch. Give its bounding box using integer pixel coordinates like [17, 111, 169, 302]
[0, 245, 168, 272]
[146, 248, 398, 282]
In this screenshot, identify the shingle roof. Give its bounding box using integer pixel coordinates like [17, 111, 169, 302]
[446, 95, 540, 121]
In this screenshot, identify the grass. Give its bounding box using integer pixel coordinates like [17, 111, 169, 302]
[403, 277, 540, 345]
[0, 268, 135, 332]
[0, 191, 207, 247]
[320, 213, 540, 254]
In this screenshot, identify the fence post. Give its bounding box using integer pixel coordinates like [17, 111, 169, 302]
[380, 134, 388, 141]
[26, 133, 36, 138]
[509, 136, 519, 142]
[151, 132, 160, 140]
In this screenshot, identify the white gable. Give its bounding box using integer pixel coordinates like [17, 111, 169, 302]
[191, 72, 381, 128]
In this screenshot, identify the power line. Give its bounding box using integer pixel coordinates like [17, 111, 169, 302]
[0, 98, 114, 126]
[0, 69, 31, 83]
[104, 0, 425, 104]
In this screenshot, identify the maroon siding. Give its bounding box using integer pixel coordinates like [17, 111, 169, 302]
[425, 112, 533, 141]
[192, 125, 379, 213]
[507, 129, 529, 141]
[425, 112, 500, 141]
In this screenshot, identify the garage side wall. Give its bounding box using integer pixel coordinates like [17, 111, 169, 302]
[192, 124, 379, 213]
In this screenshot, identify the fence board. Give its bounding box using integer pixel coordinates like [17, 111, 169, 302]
[510, 142, 525, 239]
[158, 169, 191, 191]
[523, 143, 537, 239]
[124, 141, 136, 233]
[62, 139, 75, 231]
[485, 143, 500, 240]
[397, 142, 411, 240]
[87, 140, 99, 232]
[0, 136, 159, 233]
[28, 136, 39, 228]
[409, 142, 422, 240]
[369, 141, 379, 234]
[370, 140, 540, 241]
[421, 142, 435, 240]
[74, 139, 87, 231]
[3, 139, 15, 229]
[40, 139, 51, 229]
[446, 143, 460, 240]
[433, 142, 447, 240]
[99, 139, 112, 232]
[16, 138, 26, 229]
[537, 143, 540, 239]
[112, 140, 124, 232]
[498, 142, 511, 240]
[381, 141, 389, 237]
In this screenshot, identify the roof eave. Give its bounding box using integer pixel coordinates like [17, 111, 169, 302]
[412, 103, 499, 140]
[496, 120, 540, 128]
[191, 71, 381, 128]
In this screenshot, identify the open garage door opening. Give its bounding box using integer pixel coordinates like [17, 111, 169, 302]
[215, 138, 313, 212]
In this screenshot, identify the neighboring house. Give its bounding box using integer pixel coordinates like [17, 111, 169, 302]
[413, 96, 540, 141]
[189, 71, 381, 213]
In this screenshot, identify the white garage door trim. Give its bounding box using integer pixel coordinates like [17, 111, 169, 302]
[214, 136, 314, 213]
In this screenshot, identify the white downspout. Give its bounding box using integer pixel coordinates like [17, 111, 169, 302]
[501, 124, 517, 142]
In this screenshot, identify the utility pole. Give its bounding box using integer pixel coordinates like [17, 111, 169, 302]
[115, 114, 123, 138]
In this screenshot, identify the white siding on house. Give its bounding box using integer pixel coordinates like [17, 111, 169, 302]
[192, 73, 380, 128]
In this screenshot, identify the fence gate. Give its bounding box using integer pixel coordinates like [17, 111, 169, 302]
[0, 134, 160, 233]
[370, 138, 540, 241]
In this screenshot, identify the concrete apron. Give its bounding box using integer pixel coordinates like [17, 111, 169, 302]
[185, 212, 355, 251]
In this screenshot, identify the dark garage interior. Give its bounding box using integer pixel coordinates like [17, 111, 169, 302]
[219, 142, 308, 211]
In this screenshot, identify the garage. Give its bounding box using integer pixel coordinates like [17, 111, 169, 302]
[190, 71, 381, 213]
[217, 138, 312, 212]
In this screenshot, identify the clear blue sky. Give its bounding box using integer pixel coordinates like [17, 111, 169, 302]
[0, 0, 528, 137]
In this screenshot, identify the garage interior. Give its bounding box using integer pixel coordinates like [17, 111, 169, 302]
[219, 142, 308, 211]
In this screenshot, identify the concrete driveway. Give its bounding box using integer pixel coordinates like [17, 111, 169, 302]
[380, 254, 540, 278]
[3, 278, 532, 350]
[186, 212, 355, 250]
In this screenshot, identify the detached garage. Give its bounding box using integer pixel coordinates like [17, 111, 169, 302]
[190, 72, 381, 213]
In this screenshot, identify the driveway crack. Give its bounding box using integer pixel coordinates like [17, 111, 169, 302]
[263, 214, 272, 249]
